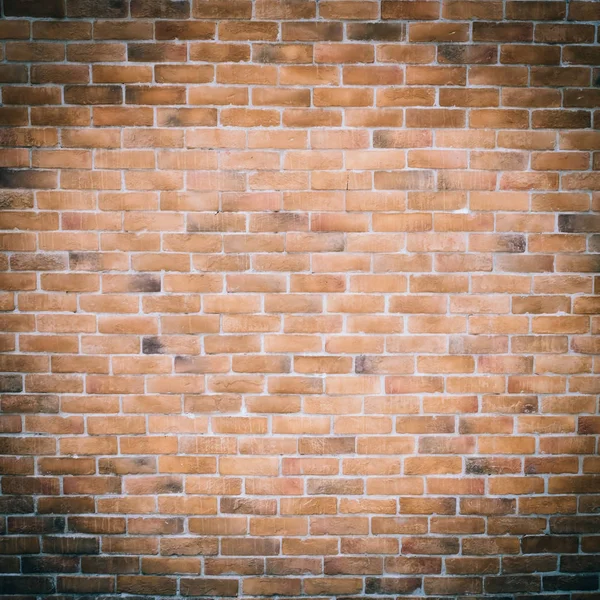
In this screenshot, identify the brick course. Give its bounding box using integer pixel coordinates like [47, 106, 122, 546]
[0, 0, 599, 597]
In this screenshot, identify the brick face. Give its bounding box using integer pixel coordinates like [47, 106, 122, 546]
[0, 0, 599, 596]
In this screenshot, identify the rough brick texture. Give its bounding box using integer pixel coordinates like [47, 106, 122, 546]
[1, 0, 600, 597]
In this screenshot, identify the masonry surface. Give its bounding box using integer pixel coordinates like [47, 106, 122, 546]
[0, 0, 599, 597]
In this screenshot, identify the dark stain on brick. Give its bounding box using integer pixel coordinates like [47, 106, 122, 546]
[466, 458, 495, 475]
[365, 577, 383, 594]
[438, 45, 465, 63]
[355, 355, 367, 373]
[81, 554, 139, 573]
[439, 44, 497, 64]
[257, 213, 307, 233]
[0, 375, 23, 393]
[22, 555, 80, 573]
[162, 111, 183, 127]
[128, 43, 158, 62]
[162, 477, 183, 494]
[98, 457, 156, 477]
[347, 23, 406, 41]
[0, 495, 33, 514]
[174, 355, 196, 372]
[3, 477, 59, 495]
[583, 257, 600, 273]
[559, 214, 600, 233]
[143, 337, 164, 355]
[0, 575, 55, 594]
[66, 0, 127, 18]
[0, 107, 28, 127]
[522, 536, 578, 554]
[0, 170, 56, 189]
[0, 65, 29, 84]
[131, 0, 190, 18]
[524, 461, 539, 475]
[8, 516, 65, 534]
[330, 236, 345, 252]
[254, 44, 277, 64]
[11, 253, 68, 271]
[128, 43, 185, 62]
[43, 535, 100, 555]
[550, 512, 600, 534]
[180, 578, 239, 597]
[366, 577, 422, 594]
[373, 130, 394, 148]
[506, 234, 526, 253]
[4, 0, 66, 18]
[69, 252, 100, 271]
[561, 555, 600, 573]
[64, 85, 123, 105]
[484, 575, 541, 594]
[129, 274, 161, 293]
[543, 575, 599, 592]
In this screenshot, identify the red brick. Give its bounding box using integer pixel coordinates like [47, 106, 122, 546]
[0, 5, 596, 589]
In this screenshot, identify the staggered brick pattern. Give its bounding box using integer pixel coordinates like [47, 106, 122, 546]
[1, 0, 600, 597]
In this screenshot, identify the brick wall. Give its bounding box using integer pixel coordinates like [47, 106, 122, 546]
[1, 0, 599, 597]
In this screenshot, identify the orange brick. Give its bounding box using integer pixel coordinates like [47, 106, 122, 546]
[1, 5, 597, 586]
